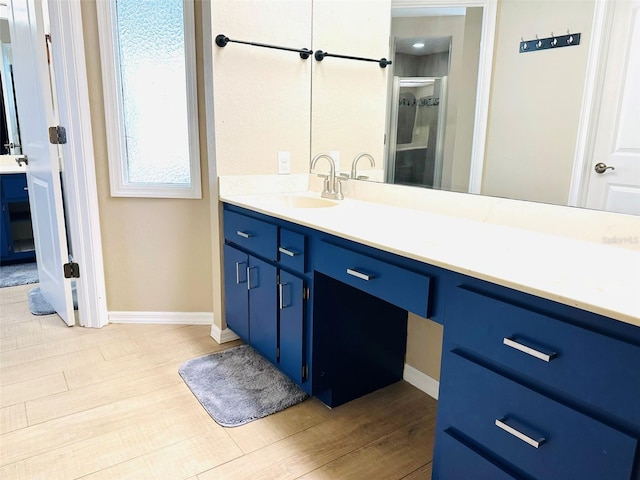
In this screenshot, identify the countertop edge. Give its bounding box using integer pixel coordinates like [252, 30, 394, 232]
[220, 194, 640, 329]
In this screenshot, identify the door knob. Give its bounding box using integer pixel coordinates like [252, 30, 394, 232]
[594, 162, 615, 174]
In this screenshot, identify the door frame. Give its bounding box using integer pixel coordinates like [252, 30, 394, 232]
[567, 0, 612, 208]
[45, 0, 107, 328]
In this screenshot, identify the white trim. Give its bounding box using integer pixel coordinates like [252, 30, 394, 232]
[568, 0, 612, 207]
[109, 311, 213, 325]
[96, 0, 201, 199]
[210, 323, 241, 344]
[467, 0, 497, 194]
[47, 0, 108, 328]
[403, 363, 440, 400]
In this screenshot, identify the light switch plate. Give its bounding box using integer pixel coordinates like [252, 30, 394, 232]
[278, 151, 291, 174]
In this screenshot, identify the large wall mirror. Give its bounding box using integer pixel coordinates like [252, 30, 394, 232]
[310, 0, 640, 216]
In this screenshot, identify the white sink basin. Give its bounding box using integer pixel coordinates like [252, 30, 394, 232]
[265, 194, 339, 209]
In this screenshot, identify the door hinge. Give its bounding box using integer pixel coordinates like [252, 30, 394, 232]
[276, 347, 280, 361]
[302, 364, 308, 381]
[49, 126, 67, 145]
[63, 262, 80, 278]
[303, 287, 310, 301]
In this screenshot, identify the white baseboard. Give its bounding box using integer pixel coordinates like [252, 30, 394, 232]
[108, 311, 213, 325]
[403, 363, 439, 400]
[210, 323, 240, 344]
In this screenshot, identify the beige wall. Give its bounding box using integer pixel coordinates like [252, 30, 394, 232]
[311, 0, 391, 172]
[406, 313, 443, 381]
[211, 0, 312, 176]
[448, 6, 482, 193]
[482, 0, 595, 204]
[81, 0, 213, 313]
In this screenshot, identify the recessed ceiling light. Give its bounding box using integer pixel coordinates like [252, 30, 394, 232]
[413, 42, 425, 49]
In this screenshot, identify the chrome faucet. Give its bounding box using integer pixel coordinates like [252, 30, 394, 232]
[310, 153, 345, 200]
[351, 153, 375, 179]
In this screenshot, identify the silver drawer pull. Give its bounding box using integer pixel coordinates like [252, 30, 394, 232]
[278, 247, 299, 257]
[246, 266, 256, 290]
[503, 337, 556, 362]
[235, 261, 247, 284]
[278, 283, 290, 309]
[236, 230, 251, 239]
[495, 418, 545, 449]
[346, 268, 375, 281]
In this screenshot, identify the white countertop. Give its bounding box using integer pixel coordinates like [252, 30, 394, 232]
[0, 156, 26, 174]
[220, 189, 640, 328]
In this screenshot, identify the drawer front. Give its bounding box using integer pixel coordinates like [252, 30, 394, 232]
[224, 210, 277, 261]
[447, 286, 640, 425]
[440, 353, 637, 480]
[1, 174, 28, 200]
[434, 430, 518, 480]
[279, 228, 306, 273]
[316, 242, 430, 317]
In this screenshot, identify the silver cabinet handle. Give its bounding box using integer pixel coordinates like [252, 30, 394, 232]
[235, 261, 247, 284]
[278, 283, 290, 309]
[236, 230, 251, 238]
[246, 266, 256, 290]
[346, 268, 375, 281]
[278, 247, 299, 257]
[503, 337, 556, 362]
[495, 418, 545, 449]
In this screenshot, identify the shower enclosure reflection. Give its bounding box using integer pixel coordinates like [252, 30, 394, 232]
[387, 76, 447, 187]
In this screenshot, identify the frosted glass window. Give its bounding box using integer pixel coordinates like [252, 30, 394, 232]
[97, 0, 200, 198]
[116, 0, 189, 184]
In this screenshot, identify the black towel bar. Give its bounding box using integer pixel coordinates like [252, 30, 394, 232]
[215, 34, 311, 60]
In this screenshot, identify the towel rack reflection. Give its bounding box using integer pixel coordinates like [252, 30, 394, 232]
[314, 50, 392, 68]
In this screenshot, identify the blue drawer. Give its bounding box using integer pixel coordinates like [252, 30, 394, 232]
[440, 353, 637, 480]
[279, 228, 306, 273]
[223, 210, 277, 261]
[447, 286, 640, 426]
[1, 174, 28, 200]
[434, 430, 517, 479]
[316, 241, 430, 317]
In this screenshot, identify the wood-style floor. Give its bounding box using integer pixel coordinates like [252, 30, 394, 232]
[0, 283, 436, 479]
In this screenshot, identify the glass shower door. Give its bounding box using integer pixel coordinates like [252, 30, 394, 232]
[386, 76, 447, 188]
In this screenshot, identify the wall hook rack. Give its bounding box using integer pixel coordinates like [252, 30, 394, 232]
[314, 50, 392, 68]
[520, 31, 580, 53]
[215, 34, 311, 59]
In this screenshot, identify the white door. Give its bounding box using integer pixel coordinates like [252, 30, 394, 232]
[8, 0, 74, 325]
[585, 0, 640, 215]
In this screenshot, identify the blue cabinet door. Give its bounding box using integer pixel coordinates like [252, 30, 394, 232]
[278, 270, 305, 384]
[1, 203, 10, 259]
[248, 256, 278, 365]
[223, 244, 249, 341]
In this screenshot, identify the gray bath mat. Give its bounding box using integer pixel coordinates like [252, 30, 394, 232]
[178, 344, 308, 427]
[0, 262, 38, 288]
[28, 286, 78, 315]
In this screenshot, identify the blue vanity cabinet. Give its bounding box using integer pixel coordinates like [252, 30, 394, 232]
[434, 284, 640, 479]
[223, 244, 250, 341]
[0, 173, 36, 264]
[222, 202, 640, 478]
[223, 244, 278, 364]
[223, 210, 309, 389]
[278, 270, 306, 384]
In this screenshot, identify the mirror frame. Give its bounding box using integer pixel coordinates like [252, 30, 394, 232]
[390, 0, 497, 193]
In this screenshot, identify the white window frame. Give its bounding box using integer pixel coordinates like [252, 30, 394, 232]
[96, 0, 201, 198]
